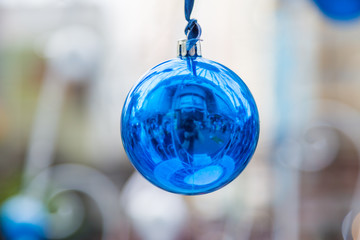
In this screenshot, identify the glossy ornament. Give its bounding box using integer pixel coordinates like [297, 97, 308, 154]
[0, 195, 47, 240]
[312, 0, 360, 21]
[121, 40, 259, 195]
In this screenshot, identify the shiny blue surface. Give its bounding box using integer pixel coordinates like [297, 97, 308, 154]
[0, 196, 47, 240]
[121, 56, 259, 195]
[312, 0, 360, 21]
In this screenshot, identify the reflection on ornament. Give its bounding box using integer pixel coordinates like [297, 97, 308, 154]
[0, 195, 47, 240]
[121, 40, 259, 195]
[312, 0, 360, 21]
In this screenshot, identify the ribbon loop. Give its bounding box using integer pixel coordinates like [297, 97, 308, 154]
[184, 0, 202, 51]
[185, 0, 195, 21]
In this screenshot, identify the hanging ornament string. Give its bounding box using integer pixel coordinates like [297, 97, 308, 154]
[184, 0, 202, 51]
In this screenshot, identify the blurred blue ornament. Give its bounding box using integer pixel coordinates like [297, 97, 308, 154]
[312, 0, 360, 21]
[0, 195, 47, 240]
[121, 40, 259, 195]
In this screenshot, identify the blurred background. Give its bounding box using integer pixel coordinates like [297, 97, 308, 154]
[0, 0, 360, 239]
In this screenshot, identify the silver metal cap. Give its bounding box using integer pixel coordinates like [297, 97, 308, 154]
[177, 39, 202, 58]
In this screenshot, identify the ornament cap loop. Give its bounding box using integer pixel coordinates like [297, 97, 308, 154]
[177, 39, 202, 58]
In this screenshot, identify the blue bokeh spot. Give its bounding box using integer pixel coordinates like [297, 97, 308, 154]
[313, 0, 360, 21]
[1, 196, 47, 240]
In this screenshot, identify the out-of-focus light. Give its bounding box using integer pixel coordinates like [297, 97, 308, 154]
[26, 164, 122, 240]
[312, 0, 360, 21]
[190, 184, 238, 221]
[46, 191, 85, 239]
[23, 25, 101, 188]
[342, 210, 360, 240]
[352, 212, 360, 239]
[0, 195, 48, 240]
[44, 25, 101, 81]
[276, 123, 339, 172]
[121, 173, 188, 240]
[343, 211, 353, 240]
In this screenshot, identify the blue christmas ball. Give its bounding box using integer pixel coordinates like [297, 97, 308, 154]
[121, 50, 259, 195]
[312, 0, 360, 21]
[0, 195, 47, 240]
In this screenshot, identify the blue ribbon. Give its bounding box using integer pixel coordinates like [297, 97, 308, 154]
[184, 0, 202, 51]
